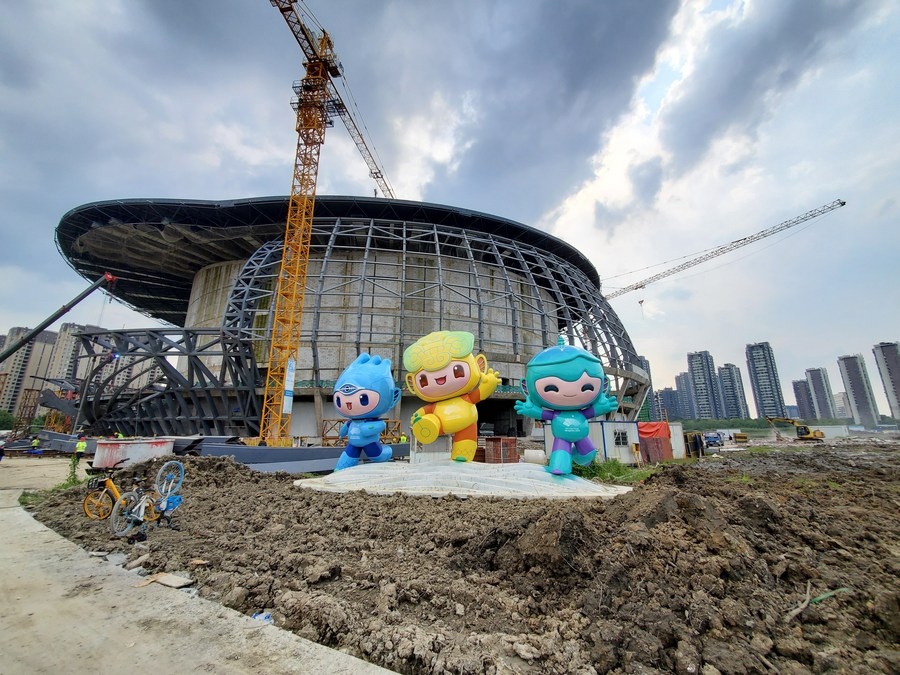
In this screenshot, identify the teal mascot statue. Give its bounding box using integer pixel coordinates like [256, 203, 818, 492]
[515, 337, 618, 475]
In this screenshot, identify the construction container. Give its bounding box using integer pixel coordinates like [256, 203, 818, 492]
[92, 438, 175, 469]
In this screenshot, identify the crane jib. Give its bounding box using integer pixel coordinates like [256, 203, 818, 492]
[604, 199, 846, 300]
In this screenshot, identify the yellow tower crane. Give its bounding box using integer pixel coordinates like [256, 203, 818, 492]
[260, 1, 395, 444]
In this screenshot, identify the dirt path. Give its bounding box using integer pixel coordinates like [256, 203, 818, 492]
[0, 455, 91, 491]
[21, 441, 900, 673]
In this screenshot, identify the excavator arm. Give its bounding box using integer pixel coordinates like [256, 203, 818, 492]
[765, 416, 825, 441]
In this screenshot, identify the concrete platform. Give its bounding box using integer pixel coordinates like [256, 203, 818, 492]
[294, 460, 633, 499]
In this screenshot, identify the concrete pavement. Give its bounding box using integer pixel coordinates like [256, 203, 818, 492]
[0, 460, 393, 674]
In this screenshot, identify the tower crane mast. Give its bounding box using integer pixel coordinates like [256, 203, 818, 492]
[260, 1, 394, 443]
[604, 199, 846, 299]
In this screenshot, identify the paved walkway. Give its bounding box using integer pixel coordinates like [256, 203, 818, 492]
[0, 459, 392, 674]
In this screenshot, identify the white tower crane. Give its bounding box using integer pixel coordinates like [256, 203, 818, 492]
[604, 199, 846, 300]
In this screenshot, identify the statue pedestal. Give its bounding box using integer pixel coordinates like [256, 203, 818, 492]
[409, 435, 451, 464]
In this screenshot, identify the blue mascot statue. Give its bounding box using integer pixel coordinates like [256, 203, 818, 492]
[515, 337, 618, 475]
[333, 353, 402, 471]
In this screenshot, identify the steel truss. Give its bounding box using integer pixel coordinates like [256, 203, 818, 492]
[57, 196, 650, 428]
[72, 328, 260, 437]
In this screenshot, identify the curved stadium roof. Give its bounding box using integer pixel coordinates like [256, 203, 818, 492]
[56, 195, 602, 327]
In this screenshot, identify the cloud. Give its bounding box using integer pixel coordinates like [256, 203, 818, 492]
[629, 157, 665, 205]
[659, 0, 880, 176]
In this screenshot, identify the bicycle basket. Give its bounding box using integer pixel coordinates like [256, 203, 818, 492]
[87, 477, 105, 490]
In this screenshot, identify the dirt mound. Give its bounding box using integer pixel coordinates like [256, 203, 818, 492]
[30, 445, 900, 673]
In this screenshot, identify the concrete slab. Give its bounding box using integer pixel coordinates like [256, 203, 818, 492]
[294, 460, 632, 499]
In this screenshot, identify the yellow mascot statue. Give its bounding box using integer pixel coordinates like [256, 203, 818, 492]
[403, 331, 500, 462]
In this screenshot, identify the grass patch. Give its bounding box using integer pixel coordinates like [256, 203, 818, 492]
[724, 473, 754, 484]
[574, 459, 657, 484]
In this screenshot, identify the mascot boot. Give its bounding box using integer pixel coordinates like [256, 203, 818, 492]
[335, 451, 360, 471]
[450, 438, 477, 462]
[370, 445, 393, 463]
[547, 450, 573, 475]
[572, 448, 597, 466]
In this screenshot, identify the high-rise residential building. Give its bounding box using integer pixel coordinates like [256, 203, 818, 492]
[745, 341, 786, 419]
[656, 387, 679, 420]
[688, 351, 725, 419]
[872, 341, 900, 420]
[0, 328, 58, 418]
[834, 392, 850, 419]
[837, 354, 880, 429]
[805, 367, 837, 419]
[46, 322, 105, 384]
[718, 363, 749, 419]
[637, 356, 660, 421]
[792, 379, 816, 420]
[675, 371, 697, 420]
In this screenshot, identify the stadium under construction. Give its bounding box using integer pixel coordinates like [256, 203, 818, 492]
[52, 194, 649, 442]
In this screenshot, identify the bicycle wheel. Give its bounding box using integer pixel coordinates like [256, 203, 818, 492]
[109, 491, 140, 537]
[155, 460, 185, 496]
[83, 489, 114, 520]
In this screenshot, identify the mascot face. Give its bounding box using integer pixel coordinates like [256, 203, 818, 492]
[523, 339, 608, 411]
[333, 353, 401, 419]
[409, 354, 482, 401]
[530, 371, 604, 410]
[334, 386, 381, 417]
[403, 330, 486, 404]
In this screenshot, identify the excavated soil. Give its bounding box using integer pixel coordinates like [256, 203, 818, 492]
[30, 440, 900, 674]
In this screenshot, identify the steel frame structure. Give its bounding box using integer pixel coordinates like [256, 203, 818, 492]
[56, 196, 650, 432]
[220, 213, 647, 414]
[69, 328, 260, 437]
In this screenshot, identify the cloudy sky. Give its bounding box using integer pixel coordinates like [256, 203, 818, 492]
[2, 0, 898, 417]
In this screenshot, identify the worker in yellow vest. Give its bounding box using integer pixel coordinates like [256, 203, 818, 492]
[74, 436, 87, 465]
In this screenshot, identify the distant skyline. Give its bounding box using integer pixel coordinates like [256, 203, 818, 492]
[659, 336, 896, 420]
